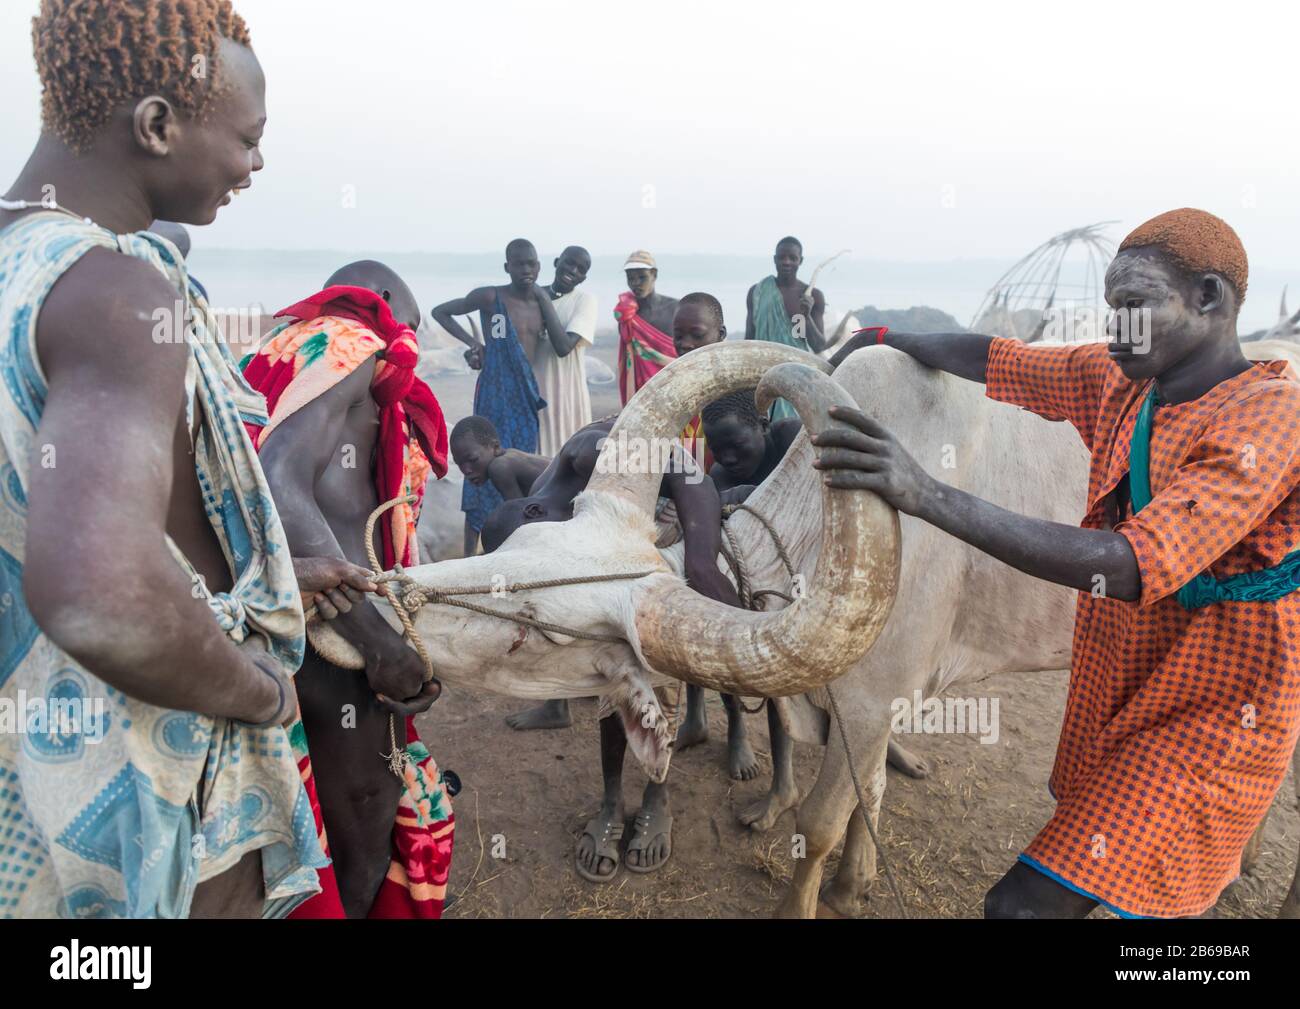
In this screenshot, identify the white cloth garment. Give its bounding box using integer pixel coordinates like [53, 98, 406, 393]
[535, 288, 596, 456]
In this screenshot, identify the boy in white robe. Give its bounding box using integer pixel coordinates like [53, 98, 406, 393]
[536, 246, 597, 455]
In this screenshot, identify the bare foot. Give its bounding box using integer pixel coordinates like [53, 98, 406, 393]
[625, 805, 673, 873]
[675, 715, 708, 751]
[729, 735, 761, 781]
[575, 808, 623, 883]
[887, 739, 930, 779]
[739, 783, 799, 831]
[506, 699, 572, 731]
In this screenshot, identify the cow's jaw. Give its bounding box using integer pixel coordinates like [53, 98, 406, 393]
[599, 662, 674, 783]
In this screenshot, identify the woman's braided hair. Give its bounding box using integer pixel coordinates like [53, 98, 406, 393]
[32, 0, 252, 152]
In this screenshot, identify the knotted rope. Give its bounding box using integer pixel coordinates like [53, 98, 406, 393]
[320, 492, 908, 917]
[305, 496, 659, 777]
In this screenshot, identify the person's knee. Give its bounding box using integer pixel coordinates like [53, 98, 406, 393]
[984, 862, 1095, 919]
[983, 875, 1025, 919]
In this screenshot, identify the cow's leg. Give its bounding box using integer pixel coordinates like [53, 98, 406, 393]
[505, 699, 572, 731]
[722, 693, 760, 781]
[1280, 744, 1300, 919]
[740, 701, 798, 831]
[776, 708, 888, 919]
[675, 685, 708, 750]
[822, 756, 888, 917]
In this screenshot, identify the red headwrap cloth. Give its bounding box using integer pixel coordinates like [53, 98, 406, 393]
[244, 285, 449, 568]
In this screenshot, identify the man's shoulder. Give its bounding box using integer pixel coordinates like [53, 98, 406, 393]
[1219, 366, 1300, 421]
[39, 248, 188, 378]
[464, 285, 499, 306]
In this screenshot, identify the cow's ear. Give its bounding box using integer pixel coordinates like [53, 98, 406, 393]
[596, 662, 673, 784]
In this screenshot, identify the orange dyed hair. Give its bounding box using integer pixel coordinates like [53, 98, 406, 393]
[1118, 208, 1249, 303]
[32, 0, 252, 153]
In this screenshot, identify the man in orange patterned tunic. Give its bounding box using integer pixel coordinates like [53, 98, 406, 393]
[812, 208, 1300, 918]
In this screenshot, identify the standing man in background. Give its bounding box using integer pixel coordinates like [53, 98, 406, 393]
[746, 236, 827, 420]
[535, 245, 597, 455]
[616, 250, 679, 405]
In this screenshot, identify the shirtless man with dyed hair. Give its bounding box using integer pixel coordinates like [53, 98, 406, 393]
[0, 0, 374, 919]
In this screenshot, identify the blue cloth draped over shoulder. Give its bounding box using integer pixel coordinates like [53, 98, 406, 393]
[461, 290, 546, 532]
[0, 212, 322, 919]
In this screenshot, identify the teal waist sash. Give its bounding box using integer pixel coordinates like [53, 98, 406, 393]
[1129, 384, 1300, 609]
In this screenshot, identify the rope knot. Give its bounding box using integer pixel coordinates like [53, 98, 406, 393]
[207, 592, 248, 639]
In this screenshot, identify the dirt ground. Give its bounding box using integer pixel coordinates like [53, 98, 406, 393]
[417, 670, 1299, 919]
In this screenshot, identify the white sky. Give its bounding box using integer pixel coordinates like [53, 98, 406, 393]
[1, 0, 1297, 266]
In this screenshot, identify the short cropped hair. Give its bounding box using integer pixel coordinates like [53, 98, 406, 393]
[33, 0, 252, 152]
[702, 388, 762, 429]
[451, 415, 499, 448]
[677, 292, 724, 330]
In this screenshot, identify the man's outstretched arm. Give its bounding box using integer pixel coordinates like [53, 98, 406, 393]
[829, 330, 993, 384]
[23, 251, 290, 724]
[812, 405, 1140, 601]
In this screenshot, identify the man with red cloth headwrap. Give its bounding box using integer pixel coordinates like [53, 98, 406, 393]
[241, 260, 454, 918]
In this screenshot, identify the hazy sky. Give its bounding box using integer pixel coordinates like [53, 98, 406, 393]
[2, 0, 1297, 268]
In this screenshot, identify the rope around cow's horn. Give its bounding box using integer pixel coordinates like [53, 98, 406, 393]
[309, 495, 907, 914]
[303, 494, 659, 779]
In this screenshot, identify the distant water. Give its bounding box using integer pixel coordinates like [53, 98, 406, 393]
[186, 248, 1290, 338]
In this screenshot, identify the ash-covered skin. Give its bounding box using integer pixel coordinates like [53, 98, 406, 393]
[625, 266, 679, 336]
[1102, 247, 1245, 396]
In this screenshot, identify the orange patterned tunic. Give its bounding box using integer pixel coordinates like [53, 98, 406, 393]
[986, 337, 1300, 917]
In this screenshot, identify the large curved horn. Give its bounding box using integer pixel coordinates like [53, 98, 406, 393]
[633, 361, 900, 696]
[585, 341, 832, 516]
